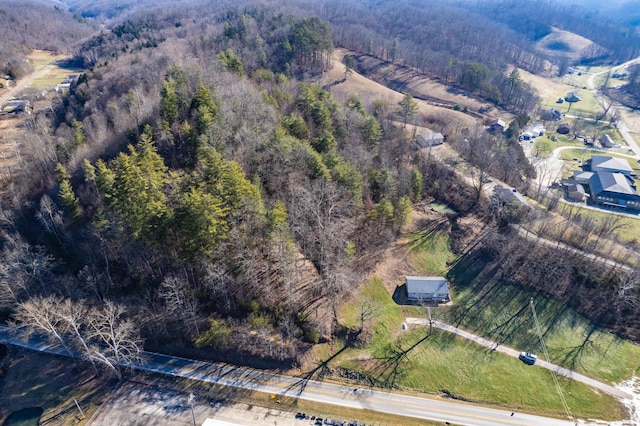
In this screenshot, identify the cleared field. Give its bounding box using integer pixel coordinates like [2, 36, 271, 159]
[333, 277, 627, 421]
[0, 49, 82, 101]
[313, 49, 479, 133]
[535, 27, 595, 62]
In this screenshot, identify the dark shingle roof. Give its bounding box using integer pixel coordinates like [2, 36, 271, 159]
[590, 171, 635, 196]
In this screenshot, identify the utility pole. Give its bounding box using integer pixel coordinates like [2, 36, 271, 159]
[530, 298, 575, 424]
[73, 399, 85, 420]
[188, 393, 196, 426]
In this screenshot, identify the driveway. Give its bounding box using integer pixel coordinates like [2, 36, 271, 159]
[404, 318, 632, 400]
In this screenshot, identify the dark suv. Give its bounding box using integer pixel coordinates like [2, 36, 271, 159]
[519, 352, 537, 365]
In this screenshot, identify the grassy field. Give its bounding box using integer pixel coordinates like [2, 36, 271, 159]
[558, 147, 639, 167]
[333, 278, 628, 420]
[327, 204, 640, 421]
[0, 50, 82, 101]
[406, 227, 456, 276]
[541, 90, 602, 118]
[445, 275, 640, 384]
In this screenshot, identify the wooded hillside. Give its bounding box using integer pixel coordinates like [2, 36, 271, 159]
[0, 0, 639, 377]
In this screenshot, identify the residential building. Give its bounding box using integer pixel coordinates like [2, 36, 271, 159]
[414, 132, 444, 148]
[591, 155, 633, 175]
[565, 91, 582, 102]
[405, 276, 449, 303]
[588, 171, 640, 210]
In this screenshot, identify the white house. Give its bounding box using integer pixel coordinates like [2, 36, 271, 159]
[405, 276, 449, 302]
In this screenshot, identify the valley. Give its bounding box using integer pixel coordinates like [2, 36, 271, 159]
[1, 1, 640, 425]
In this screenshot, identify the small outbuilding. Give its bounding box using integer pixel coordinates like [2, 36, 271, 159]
[541, 108, 562, 121]
[405, 276, 449, 303]
[565, 91, 582, 103]
[557, 123, 571, 134]
[486, 118, 506, 132]
[599, 134, 615, 148]
[567, 183, 586, 201]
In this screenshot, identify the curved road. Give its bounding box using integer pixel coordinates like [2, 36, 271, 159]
[405, 318, 632, 400]
[0, 325, 581, 426]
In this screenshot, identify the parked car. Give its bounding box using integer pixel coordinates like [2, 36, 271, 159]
[519, 352, 537, 365]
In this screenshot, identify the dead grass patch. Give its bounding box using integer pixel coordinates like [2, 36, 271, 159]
[313, 49, 479, 133]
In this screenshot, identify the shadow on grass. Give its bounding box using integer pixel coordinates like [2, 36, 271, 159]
[404, 218, 450, 254]
[366, 332, 437, 388]
[444, 242, 605, 365]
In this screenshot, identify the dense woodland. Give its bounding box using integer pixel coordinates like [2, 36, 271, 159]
[1, 0, 640, 378]
[0, 0, 94, 79]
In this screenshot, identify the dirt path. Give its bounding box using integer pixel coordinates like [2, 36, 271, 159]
[405, 318, 632, 401]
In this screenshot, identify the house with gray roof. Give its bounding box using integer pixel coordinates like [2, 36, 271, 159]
[573, 170, 594, 184]
[588, 171, 640, 210]
[414, 132, 444, 148]
[405, 276, 449, 303]
[591, 155, 633, 175]
[565, 91, 582, 102]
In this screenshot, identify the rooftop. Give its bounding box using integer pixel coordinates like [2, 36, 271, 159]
[591, 155, 633, 173]
[405, 276, 449, 293]
[590, 171, 636, 196]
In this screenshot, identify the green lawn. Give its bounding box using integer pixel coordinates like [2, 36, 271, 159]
[340, 277, 405, 352]
[329, 211, 640, 420]
[406, 225, 456, 276]
[445, 278, 640, 384]
[559, 148, 639, 168]
[334, 279, 627, 420]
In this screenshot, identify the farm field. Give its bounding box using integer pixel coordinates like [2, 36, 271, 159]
[0, 50, 82, 104]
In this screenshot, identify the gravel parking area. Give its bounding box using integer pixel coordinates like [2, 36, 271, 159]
[89, 382, 300, 426]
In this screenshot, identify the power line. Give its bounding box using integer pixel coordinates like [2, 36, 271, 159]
[529, 298, 575, 425]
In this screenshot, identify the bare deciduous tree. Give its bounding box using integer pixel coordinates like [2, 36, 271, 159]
[159, 274, 201, 335]
[14, 296, 73, 355]
[86, 301, 143, 380]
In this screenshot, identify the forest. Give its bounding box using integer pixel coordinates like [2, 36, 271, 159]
[1, 0, 640, 380]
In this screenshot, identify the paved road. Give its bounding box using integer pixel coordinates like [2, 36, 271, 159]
[405, 318, 632, 401]
[0, 64, 54, 106]
[0, 325, 581, 426]
[585, 57, 640, 158]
